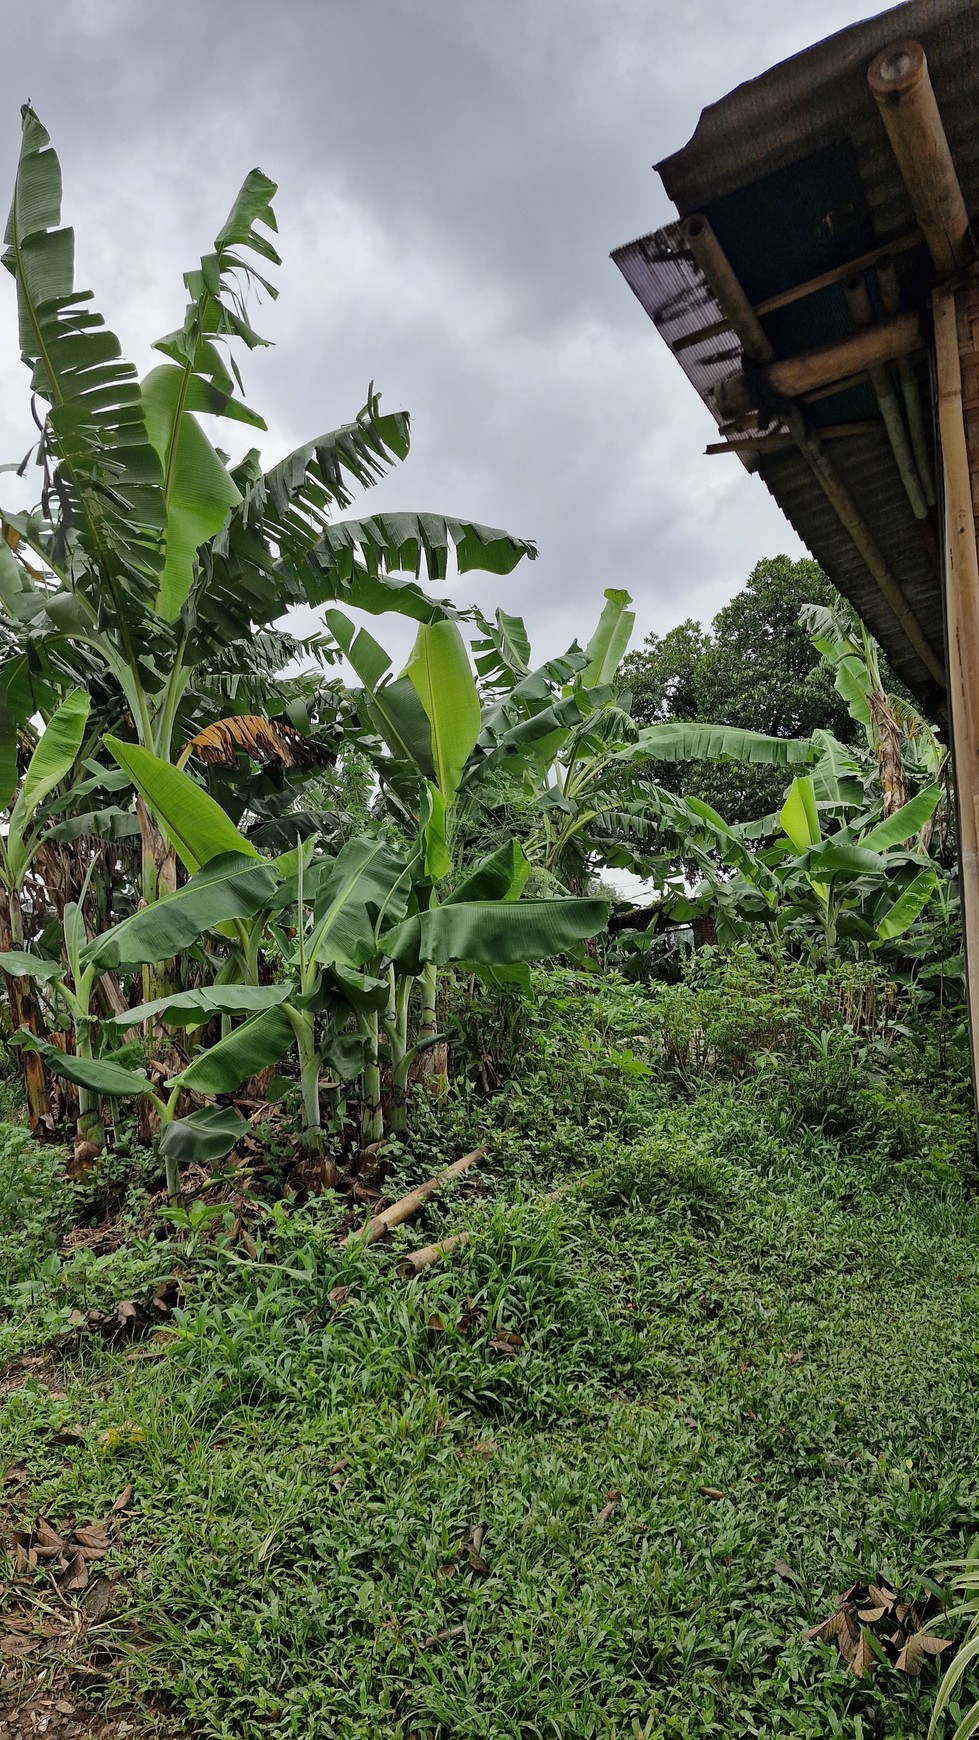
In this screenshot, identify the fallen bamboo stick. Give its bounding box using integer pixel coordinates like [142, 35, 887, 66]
[340, 1147, 485, 1249]
[398, 1175, 592, 1276]
[399, 1231, 471, 1275]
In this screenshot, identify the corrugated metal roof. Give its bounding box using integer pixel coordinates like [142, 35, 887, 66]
[613, 0, 979, 716]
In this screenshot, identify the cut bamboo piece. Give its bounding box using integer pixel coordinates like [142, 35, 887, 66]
[399, 1176, 590, 1276]
[933, 279, 979, 1107]
[340, 1147, 485, 1248]
[399, 1232, 471, 1275]
[868, 39, 973, 275]
[843, 274, 928, 519]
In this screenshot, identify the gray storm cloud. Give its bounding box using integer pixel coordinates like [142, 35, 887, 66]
[0, 0, 876, 666]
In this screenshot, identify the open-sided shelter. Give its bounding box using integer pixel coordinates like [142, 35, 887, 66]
[614, 0, 979, 1090]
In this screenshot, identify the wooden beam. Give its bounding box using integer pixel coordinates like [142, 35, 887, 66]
[673, 231, 922, 353]
[705, 422, 882, 454]
[933, 278, 979, 1106]
[869, 39, 973, 274]
[767, 312, 922, 398]
[682, 215, 773, 363]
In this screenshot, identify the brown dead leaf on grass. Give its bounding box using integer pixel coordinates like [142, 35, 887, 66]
[773, 1559, 803, 1586]
[804, 1578, 951, 1679]
[487, 1330, 522, 1357]
[596, 1490, 622, 1525]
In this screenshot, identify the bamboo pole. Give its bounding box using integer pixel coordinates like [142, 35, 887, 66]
[706, 422, 881, 454]
[681, 214, 945, 691]
[767, 313, 922, 399]
[339, 1147, 485, 1249]
[932, 279, 979, 1105]
[843, 274, 928, 518]
[868, 39, 973, 275]
[877, 256, 937, 506]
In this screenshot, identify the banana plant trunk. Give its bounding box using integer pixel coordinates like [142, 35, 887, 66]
[359, 1009, 384, 1147]
[136, 798, 179, 1002]
[417, 962, 448, 1098]
[0, 884, 52, 1134]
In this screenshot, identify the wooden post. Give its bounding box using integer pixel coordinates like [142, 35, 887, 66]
[933, 278, 979, 1100]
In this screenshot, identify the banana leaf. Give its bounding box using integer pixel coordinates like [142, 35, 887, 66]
[105, 737, 259, 872]
[875, 868, 940, 942]
[158, 1106, 248, 1166]
[310, 838, 412, 968]
[177, 1006, 294, 1096]
[383, 896, 607, 974]
[11, 1033, 148, 1098]
[7, 688, 90, 882]
[0, 950, 63, 981]
[84, 851, 279, 970]
[406, 618, 481, 803]
[581, 589, 635, 689]
[860, 785, 941, 853]
[111, 981, 292, 1029]
[447, 840, 530, 905]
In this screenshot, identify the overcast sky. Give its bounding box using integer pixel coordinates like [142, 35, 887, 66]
[1, 0, 887, 668]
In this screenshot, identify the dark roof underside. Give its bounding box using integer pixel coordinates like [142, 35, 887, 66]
[613, 0, 979, 716]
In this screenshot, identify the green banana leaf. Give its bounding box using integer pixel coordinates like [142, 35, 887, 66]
[111, 981, 292, 1029]
[0, 950, 63, 981]
[11, 1034, 148, 1098]
[617, 721, 814, 769]
[177, 1006, 294, 1096]
[860, 786, 941, 853]
[142, 364, 242, 620]
[45, 806, 142, 844]
[406, 618, 481, 803]
[447, 840, 530, 905]
[875, 868, 940, 942]
[105, 737, 259, 872]
[581, 589, 635, 689]
[158, 1106, 248, 1166]
[7, 688, 90, 882]
[3, 109, 165, 595]
[310, 839, 412, 969]
[311, 511, 536, 581]
[321, 1029, 371, 1082]
[383, 896, 607, 974]
[84, 851, 279, 970]
[779, 776, 822, 852]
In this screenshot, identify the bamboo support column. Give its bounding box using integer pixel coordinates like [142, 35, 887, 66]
[933, 278, 979, 1099]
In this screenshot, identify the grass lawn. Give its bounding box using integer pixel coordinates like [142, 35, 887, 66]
[2, 962, 978, 1738]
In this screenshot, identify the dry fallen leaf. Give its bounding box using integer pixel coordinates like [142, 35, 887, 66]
[427, 1313, 447, 1333]
[773, 1559, 802, 1586]
[110, 1484, 133, 1514]
[1, 1635, 40, 1656]
[3, 1462, 27, 1486]
[698, 1486, 727, 1500]
[73, 1524, 112, 1551]
[784, 1350, 805, 1365]
[851, 1628, 877, 1678]
[895, 1631, 954, 1675]
[596, 1490, 622, 1525]
[59, 1549, 89, 1592]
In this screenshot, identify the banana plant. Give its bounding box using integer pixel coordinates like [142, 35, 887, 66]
[0, 106, 538, 924]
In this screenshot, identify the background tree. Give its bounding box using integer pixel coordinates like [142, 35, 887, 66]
[621, 556, 862, 821]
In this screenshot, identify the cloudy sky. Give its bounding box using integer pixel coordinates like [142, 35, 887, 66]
[1, 0, 886, 667]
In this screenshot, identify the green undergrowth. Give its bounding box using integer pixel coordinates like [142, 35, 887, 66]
[2, 954, 978, 1737]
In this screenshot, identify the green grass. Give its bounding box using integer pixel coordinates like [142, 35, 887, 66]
[2, 963, 978, 1737]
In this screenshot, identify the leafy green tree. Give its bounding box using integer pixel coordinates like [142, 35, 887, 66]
[621, 556, 859, 821]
